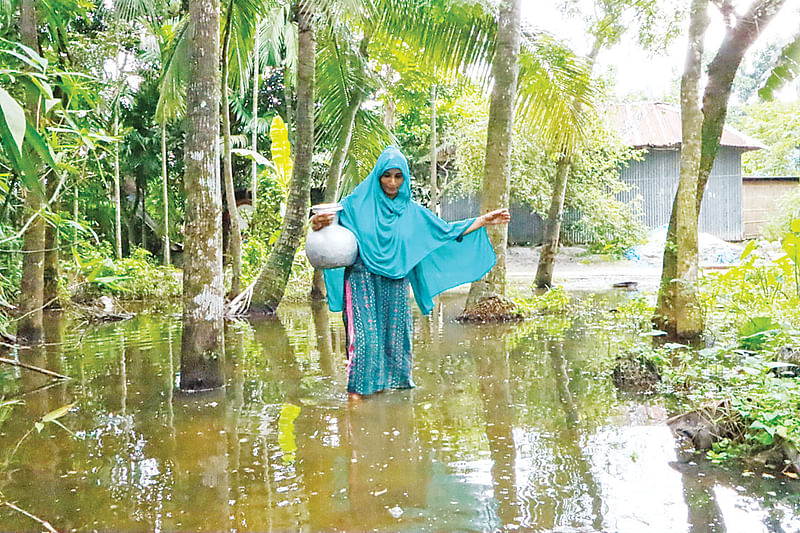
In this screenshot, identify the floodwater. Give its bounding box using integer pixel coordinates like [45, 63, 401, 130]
[0, 295, 798, 533]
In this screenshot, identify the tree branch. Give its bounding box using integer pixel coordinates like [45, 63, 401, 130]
[0, 356, 70, 380]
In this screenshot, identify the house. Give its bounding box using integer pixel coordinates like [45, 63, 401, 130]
[440, 102, 765, 245]
[612, 102, 765, 241]
[742, 176, 799, 238]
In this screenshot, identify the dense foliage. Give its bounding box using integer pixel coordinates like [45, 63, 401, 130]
[731, 100, 800, 177]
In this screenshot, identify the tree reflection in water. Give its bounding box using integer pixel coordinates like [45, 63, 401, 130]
[0, 305, 798, 531]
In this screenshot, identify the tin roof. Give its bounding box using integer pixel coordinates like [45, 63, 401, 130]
[610, 102, 765, 151]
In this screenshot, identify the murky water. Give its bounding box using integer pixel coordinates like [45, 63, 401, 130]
[0, 295, 798, 532]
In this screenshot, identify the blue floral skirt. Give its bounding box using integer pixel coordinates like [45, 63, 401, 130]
[343, 257, 415, 395]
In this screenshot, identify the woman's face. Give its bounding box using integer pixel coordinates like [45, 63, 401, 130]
[379, 167, 404, 199]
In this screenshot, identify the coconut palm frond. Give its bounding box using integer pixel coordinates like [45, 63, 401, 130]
[230, 133, 251, 148]
[366, 0, 497, 84]
[225, 0, 268, 95]
[314, 29, 375, 147]
[517, 31, 598, 153]
[113, 0, 158, 23]
[155, 16, 190, 123]
[338, 109, 394, 197]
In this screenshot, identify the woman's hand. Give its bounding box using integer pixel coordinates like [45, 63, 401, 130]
[310, 212, 336, 231]
[480, 208, 511, 227]
[462, 208, 511, 237]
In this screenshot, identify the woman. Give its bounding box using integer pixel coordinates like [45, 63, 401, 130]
[311, 146, 510, 400]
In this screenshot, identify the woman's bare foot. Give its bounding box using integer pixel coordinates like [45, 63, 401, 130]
[348, 392, 362, 403]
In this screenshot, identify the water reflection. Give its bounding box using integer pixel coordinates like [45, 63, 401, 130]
[0, 299, 797, 532]
[473, 329, 520, 528]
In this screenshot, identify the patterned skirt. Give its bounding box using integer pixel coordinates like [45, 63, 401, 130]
[343, 257, 415, 396]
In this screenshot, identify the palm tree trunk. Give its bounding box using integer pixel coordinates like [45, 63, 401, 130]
[463, 0, 521, 312]
[114, 109, 122, 259]
[251, 20, 260, 212]
[141, 187, 147, 249]
[250, 2, 314, 314]
[429, 83, 438, 214]
[17, 0, 45, 343]
[180, 0, 225, 391]
[161, 122, 171, 266]
[43, 194, 59, 309]
[221, 1, 242, 298]
[534, 39, 601, 289]
[309, 34, 370, 300]
[308, 89, 359, 299]
[534, 153, 571, 288]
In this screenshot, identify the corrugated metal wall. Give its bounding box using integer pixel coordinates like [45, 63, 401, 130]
[619, 146, 743, 240]
[440, 146, 744, 245]
[440, 197, 590, 245]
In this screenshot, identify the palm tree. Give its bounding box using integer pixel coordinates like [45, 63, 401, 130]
[463, 0, 521, 311]
[16, 0, 45, 343]
[249, 0, 315, 313]
[180, 0, 225, 390]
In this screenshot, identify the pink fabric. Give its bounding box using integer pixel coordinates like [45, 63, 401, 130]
[344, 279, 355, 375]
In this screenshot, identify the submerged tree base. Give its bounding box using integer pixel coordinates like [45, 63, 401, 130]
[179, 350, 225, 392]
[457, 296, 522, 323]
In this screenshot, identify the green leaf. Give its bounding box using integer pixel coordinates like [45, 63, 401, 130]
[25, 123, 57, 171]
[41, 402, 76, 423]
[791, 218, 800, 234]
[0, 86, 26, 154]
[739, 317, 782, 350]
[34, 421, 44, 433]
[740, 240, 757, 260]
[782, 233, 800, 265]
[44, 98, 60, 114]
[12, 40, 48, 71]
[664, 342, 687, 350]
[639, 329, 667, 337]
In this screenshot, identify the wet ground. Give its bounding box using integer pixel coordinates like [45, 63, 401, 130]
[0, 295, 798, 532]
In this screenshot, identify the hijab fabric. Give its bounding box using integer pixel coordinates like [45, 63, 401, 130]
[323, 146, 496, 314]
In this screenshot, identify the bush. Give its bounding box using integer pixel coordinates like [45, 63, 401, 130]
[64, 241, 181, 302]
[762, 186, 800, 242]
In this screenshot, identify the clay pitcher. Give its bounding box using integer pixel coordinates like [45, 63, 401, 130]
[306, 203, 358, 269]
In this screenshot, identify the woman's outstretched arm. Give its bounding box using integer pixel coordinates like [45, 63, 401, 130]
[460, 208, 511, 236]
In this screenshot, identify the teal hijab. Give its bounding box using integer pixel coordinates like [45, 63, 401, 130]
[323, 146, 496, 314]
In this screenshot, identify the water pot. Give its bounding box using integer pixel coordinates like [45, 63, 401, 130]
[306, 203, 358, 269]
